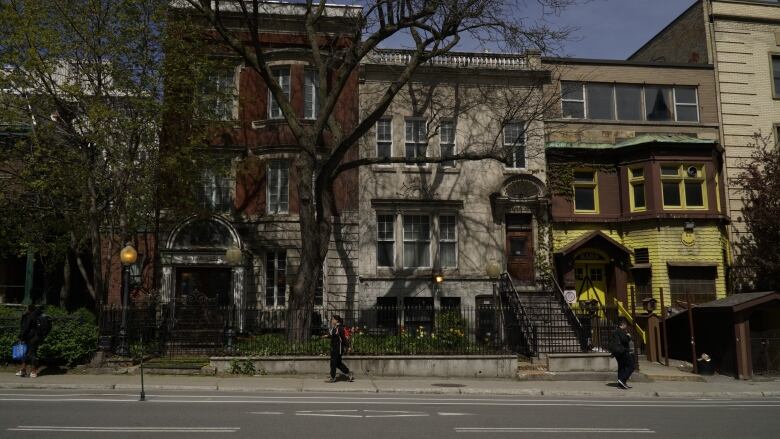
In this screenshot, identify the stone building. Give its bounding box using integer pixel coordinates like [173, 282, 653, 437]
[629, 0, 780, 265]
[357, 50, 553, 313]
[543, 57, 730, 310]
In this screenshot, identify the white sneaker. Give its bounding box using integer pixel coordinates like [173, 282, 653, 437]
[617, 379, 628, 389]
[29, 372, 37, 378]
[15, 370, 26, 377]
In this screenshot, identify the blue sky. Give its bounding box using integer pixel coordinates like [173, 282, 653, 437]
[544, 0, 695, 59]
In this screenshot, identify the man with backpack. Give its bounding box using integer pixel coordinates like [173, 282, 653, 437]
[324, 315, 353, 383]
[16, 305, 52, 378]
[609, 317, 634, 390]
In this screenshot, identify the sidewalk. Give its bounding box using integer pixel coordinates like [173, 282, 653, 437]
[1, 371, 779, 398]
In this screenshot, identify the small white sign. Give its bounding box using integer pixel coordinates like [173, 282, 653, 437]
[563, 289, 577, 304]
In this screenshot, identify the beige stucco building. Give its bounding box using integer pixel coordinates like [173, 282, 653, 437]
[356, 50, 553, 310]
[630, 0, 780, 267]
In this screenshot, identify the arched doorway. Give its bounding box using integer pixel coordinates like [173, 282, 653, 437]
[160, 216, 246, 331]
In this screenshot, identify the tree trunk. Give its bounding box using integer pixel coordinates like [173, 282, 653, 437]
[88, 175, 105, 307]
[59, 253, 71, 308]
[286, 152, 331, 343]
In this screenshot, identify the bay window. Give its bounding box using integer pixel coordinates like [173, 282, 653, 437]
[661, 164, 706, 209]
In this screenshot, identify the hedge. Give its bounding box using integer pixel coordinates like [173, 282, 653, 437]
[0, 305, 98, 366]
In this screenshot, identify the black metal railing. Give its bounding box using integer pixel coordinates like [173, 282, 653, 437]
[497, 273, 537, 356]
[551, 276, 586, 350]
[98, 303, 516, 358]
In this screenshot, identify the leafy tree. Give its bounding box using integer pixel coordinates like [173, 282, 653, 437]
[0, 0, 224, 306]
[181, 0, 574, 341]
[735, 135, 780, 291]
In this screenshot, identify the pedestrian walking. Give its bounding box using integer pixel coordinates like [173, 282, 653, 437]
[16, 305, 51, 378]
[324, 315, 353, 383]
[609, 317, 634, 389]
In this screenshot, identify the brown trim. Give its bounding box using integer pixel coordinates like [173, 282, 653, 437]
[666, 261, 718, 267]
[555, 230, 633, 257]
[543, 56, 713, 70]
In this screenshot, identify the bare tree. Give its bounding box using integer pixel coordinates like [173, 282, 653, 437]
[180, 0, 574, 341]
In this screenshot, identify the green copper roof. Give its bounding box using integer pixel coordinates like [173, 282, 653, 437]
[546, 134, 717, 150]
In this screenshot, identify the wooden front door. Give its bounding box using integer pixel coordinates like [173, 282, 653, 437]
[506, 230, 534, 283]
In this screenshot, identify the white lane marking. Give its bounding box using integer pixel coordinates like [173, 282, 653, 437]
[439, 412, 473, 416]
[9, 426, 238, 433]
[364, 414, 427, 418]
[296, 413, 363, 418]
[248, 411, 283, 415]
[455, 427, 654, 434]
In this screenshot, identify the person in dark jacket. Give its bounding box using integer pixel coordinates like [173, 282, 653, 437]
[609, 317, 634, 389]
[16, 305, 42, 378]
[324, 315, 353, 383]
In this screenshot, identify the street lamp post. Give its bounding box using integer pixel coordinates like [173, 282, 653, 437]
[117, 243, 138, 357]
[485, 260, 503, 346]
[224, 245, 242, 351]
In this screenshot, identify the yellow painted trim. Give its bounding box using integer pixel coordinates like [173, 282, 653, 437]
[660, 164, 708, 210]
[628, 167, 647, 212]
[573, 169, 599, 214]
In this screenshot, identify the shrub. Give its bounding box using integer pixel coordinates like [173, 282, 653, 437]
[0, 306, 98, 366]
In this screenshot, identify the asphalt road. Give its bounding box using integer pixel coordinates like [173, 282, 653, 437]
[0, 389, 778, 438]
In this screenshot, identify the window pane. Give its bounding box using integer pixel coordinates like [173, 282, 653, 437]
[585, 84, 615, 120]
[633, 183, 646, 208]
[574, 187, 596, 211]
[645, 86, 673, 121]
[661, 166, 680, 176]
[574, 171, 595, 183]
[615, 85, 643, 121]
[562, 101, 585, 119]
[269, 67, 290, 119]
[440, 215, 456, 240]
[675, 87, 697, 104]
[561, 81, 584, 100]
[509, 238, 527, 256]
[304, 70, 318, 119]
[504, 122, 525, 168]
[663, 182, 681, 206]
[685, 181, 704, 207]
[675, 105, 699, 122]
[378, 243, 394, 267]
[403, 215, 430, 267]
[440, 243, 456, 267]
[405, 120, 426, 160]
[774, 56, 780, 97]
[630, 167, 644, 178]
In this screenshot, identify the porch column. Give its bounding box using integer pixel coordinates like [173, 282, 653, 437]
[160, 266, 173, 303]
[232, 266, 245, 332]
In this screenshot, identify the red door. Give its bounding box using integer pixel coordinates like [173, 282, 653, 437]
[506, 230, 534, 283]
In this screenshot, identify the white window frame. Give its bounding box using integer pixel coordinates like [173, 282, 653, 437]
[267, 160, 289, 214]
[672, 87, 699, 123]
[210, 64, 239, 121]
[561, 81, 586, 119]
[439, 120, 456, 167]
[376, 213, 395, 268]
[404, 118, 428, 165]
[265, 250, 287, 308]
[376, 118, 393, 163]
[402, 214, 431, 268]
[503, 121, 526, 169]
[304, 69, 319, 120]
[438, 214, 458, 268]
[268, 67, 291, 120]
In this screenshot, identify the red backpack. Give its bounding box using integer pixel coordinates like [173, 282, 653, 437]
[342, 326, 352, 350]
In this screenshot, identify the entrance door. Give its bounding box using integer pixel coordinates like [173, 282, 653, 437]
[175, 267, 231, 306]
[575, 263, 608, 308]
[506, 230, 534, 283]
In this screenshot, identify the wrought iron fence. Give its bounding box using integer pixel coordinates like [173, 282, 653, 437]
[98, 303, 515, 358]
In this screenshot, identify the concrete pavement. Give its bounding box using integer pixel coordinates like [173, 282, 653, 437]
[1, 371, 779, 398]
[1, 389, 779, 438]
